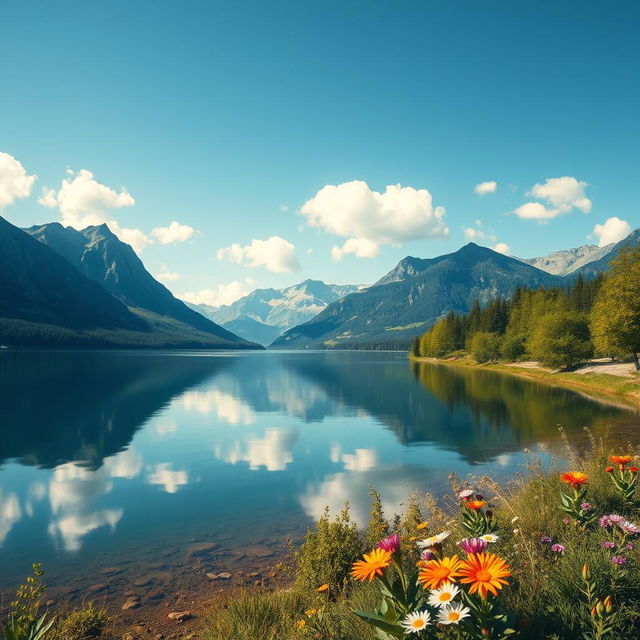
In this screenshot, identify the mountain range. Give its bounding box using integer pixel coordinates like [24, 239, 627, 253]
[517, 243, 615, 276]
[186, 280, 361, 346]
[0, 216, 259, 349]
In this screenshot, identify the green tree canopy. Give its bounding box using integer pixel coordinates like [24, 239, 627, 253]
[529, 311, 593, 369]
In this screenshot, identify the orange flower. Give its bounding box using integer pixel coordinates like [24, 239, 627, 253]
[610, 455, 633, 465]
[418, 555, 462, 590]
[351, 548, 392, 582]
[417, 521, 429, 530]
[465, 500, 487, 510]
[459, 552, 511, 598]
[629, 466, 639, 473]
[316, 583, 329, 592]
[560, 471, 588, 488]
[605, 466, 614, 473]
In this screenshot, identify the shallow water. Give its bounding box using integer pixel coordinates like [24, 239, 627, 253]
[0, 349, 637, 597]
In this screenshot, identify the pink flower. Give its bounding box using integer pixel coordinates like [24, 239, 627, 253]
[458, 489, 474, 501]
[612, 555, 627, 566]
[377, 534, 400, 553]
[618, 520, 640, 535]
[458, 538, 488, 555]
[602, 541, 615, 549]
[420, 549, 435, 561]
[580, 503, 592, 511]
[551, 544, 565, 554]
[540, 536, 552, 544]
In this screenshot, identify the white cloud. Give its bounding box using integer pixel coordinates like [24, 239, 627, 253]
[182, 389, 254, 424]
[155, 265, 180, 282]
[217, 236, 300, 273]
[214, 428, 298, 471]
[463, 226, 496, 243]
[151, 221, 195, 244]
[38, 168, 151, 253]
[300, 180, 448, 258]
[147, 463, 189, 494]
[492, 242, 511, 255]
[474, 180, 497, 195]
[592, 217, 632, 247]
[514, 176, 591, 222]
[48, 509, 123, 552]
[0, 490, 21, 545]
[181, 279, 252, 307]
[0, 152, 36, 209]
[331, 237, 379, 260]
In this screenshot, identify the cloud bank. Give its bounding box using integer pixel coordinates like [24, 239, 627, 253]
[217, 236, 300, 273]
[0, 152, 36, 209]
[514, 176, 591, 222]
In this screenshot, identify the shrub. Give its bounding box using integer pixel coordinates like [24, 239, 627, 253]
[54, 602, 109, 640]
[469, 331, 502, 363]
[501, 333, 526, 361]
[529, 312, 593, 369]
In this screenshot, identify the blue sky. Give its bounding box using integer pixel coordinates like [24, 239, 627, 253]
[1, 1, 639, 306]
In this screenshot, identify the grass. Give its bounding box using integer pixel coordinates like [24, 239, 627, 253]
[198, 435, 640, 639]
[410, 354, 640, 407]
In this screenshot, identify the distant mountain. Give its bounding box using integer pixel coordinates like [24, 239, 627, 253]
[518, 244, 615, 275]
[573, 228, 640, 278]
[188, 279, 361, 346]
[0, 216, 148, 344]
[271, 243, 557, 350]
[25, 222, 258, 348]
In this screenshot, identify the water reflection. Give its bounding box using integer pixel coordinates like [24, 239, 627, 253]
[0, 350, 636, 593]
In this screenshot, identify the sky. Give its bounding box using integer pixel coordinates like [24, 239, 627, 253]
[1, 1, 639, 307]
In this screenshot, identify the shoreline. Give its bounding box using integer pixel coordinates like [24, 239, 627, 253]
[410, 354, 640, 410]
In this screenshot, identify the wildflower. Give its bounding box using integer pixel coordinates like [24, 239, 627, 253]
[602, 541, 615, 549]
[377, 534, 400, 554]
[409, 536, 417, 541]
[437, 603, 471, 625]
[540, 536, 552, 544]
[400, 610, 431, 634]
[316, 584, 329, 592]
[465, 500, 487, 510]
[609, 515, 625, 524]
[560, 471, 588, 488]
[600, 514, 625, 528]
[611, 555, 627, 566]
[418, 555, 462, 590]
[417, 531, 451, 549]
[417, 521, 428, 529]
[295, 619, 306, 629]
[351, 548, 393, 582]
[605, 466, 614, 473]
[626, 543, 634, 550]
[459, 538, 488, 555]
[427, 582, 460, 607]
[305, 608, 318, 616]
[480, 534, 499, 543]
[458, 552, 511, 598]
[458, 489, 474, 500]
[420, 549, 436, 562]
[511, 516, 519, 524]
[610, 455, 633, 467]
[551, 544, 565, 554]
[581, 503, 592, 511]
[629, 466, 639, 473]
[562, 518, 571, 525]
[618, 520, 640, 535]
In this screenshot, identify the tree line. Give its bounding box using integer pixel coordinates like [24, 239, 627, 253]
[410, 246, 640, 370]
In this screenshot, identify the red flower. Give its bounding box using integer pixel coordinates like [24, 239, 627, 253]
[605, 466, 614, 473]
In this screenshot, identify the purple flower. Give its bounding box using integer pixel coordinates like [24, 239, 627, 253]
[618, 520, 640, 535]
[602, 541, 615, 549]
[581, 502, 592, 511]
[420, 549, 435, 561]
[611, 555, 627, 566]
[377, 534, 400, 553]
[540, 536, 552, 544]
[459, 538, 488, 555]
[599, 516, 612, 528]
[626, 543, 635, 551]
[551, 544, 565, 554]
[609, 514, 625, 524]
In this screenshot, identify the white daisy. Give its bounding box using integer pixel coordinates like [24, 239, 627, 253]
[427, 582, 460, 608]
[458, 489, 474, 499]
[437, 603, 471, 625]
[416, 530, 451, 549]
[401, 610, 431, 634]
[480, 534, 499, 543]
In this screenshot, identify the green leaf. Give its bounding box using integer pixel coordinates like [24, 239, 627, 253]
[352, 610, 403, 634]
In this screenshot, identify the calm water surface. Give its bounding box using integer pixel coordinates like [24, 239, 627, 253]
[0, 350, 638, 596]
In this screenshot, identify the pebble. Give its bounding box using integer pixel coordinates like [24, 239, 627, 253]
[100, 567, 123, 576]
[167, 611, 193, 622]
[206, 572, 231, 580]
[122, 596, 141, 611]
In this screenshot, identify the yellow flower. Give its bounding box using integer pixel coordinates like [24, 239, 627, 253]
[409, 536, 417, 541]
[316, 583, 329, 592]
[417, 521, 428, 529]
[351, 548, 393, 582]
[305, 608, 318, 616]
[295, 619, 306, 629]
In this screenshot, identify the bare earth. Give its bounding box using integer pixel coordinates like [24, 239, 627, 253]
[509, 359, 637, 377]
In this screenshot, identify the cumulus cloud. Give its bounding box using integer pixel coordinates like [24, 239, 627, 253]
[151, 221, 195, 244]
[217, 236, 300, 273]
[181, 279, 253, 308]
[300, 180, 448, 259]
[474, 180, 497, 195]
[155, 265, 180, 283]
[492, 242, 511, 255]
[463, 225, 496, 243]
[38, 168, 152, 253]
[592, 217, 632, 247]
[514, 177, 591, 222]
[0, 151, 36, 209]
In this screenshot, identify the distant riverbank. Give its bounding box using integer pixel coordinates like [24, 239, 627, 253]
[410, 354, 640, 408]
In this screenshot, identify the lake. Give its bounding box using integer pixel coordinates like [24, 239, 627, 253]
[0, 349, 638, 601]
